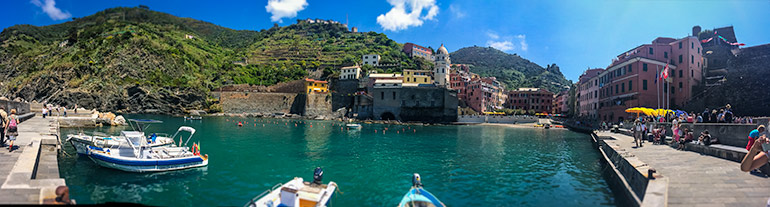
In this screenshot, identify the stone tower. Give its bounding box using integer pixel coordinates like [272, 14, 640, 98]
[434, 44, 450, 87]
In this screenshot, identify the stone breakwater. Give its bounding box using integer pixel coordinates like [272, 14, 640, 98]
[215, 92, 343, 120]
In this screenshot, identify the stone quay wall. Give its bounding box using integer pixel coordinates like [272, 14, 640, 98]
[654, 122, 759, 148]
[219, 92, 305, 115]
[218, 92, 333, 117]
[457, 115, 538, 124]
[0, 100, 30, 115]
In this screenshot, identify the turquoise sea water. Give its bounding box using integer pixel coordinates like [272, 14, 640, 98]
[58, 114, 623, 206]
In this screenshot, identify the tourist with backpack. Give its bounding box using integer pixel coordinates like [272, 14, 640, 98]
[6, 109, 18, 151]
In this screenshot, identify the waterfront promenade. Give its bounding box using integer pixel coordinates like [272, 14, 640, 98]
[0, 114, 64, 204]
[597, 130, 770, 206]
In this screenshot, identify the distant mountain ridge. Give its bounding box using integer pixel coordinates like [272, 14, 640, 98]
[450, 46, 570, 92]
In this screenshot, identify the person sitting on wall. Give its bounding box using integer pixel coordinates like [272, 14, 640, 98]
[677, 127, 693, 150]
[741, 121, 770, 171]
[747, 125, 766, 151]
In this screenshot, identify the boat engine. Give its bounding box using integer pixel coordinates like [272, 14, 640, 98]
[313, 167, 324, 185]
[412, 173, 422, 187]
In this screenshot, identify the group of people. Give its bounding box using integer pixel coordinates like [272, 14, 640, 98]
[0, 107, 19, 152]
[42, 104, 75, 118]
[625, 113, 720, 149]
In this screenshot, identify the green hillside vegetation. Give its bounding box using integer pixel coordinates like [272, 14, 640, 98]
[450, 46, 571, 92]
[0, 7, 424, 113]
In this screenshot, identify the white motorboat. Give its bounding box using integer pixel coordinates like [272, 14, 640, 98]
[346, 123, 362, 129]
[66, 119, 175, 154]
[245, 168, 337, 207]
[86, 126, 208, 173]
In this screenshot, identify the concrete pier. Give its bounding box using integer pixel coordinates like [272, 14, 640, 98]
[596, 130, 770, 207]
[0, 114, 65, 204]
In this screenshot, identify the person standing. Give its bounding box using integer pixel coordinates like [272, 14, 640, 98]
[0, 107, 6, 147]
[62, 106, 67, 117]
[702, 108, 710, 123]
[6, 109, 18, 151]
[634, 120, 643, 148]
[74, 104, 78, 114]
[42, 106, 47, 119]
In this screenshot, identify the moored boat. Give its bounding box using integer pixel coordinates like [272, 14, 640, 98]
[66, 119, 176, 154]
[245, 167, 337, 207]
[346, 123, 362, 129]
[86, 126, 208, 173]
[398, 173, 446, 207]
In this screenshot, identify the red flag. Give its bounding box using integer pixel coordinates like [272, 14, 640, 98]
[661, 64, 669, 80]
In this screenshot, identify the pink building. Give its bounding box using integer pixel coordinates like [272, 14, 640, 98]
[577, 68, 604, 119]
[506, 88, 554, 113]
[403, 43, 433, 61]
[553, 90, 569, 115]
[464, 77, 504, 113]
[597, 36, 703, 122]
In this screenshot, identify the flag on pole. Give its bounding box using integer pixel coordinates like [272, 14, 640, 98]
[660, 64, 669, 80]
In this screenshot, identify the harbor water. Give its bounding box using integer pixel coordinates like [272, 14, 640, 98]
[58, 114, 624, 206]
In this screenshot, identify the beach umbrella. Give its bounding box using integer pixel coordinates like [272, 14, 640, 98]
[641, 108, 656, 116]
[625, 107, 647, 118]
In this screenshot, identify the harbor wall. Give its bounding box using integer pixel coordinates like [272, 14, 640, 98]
[0, 100, 30, 115]
[219, 92, 304, 115]
[218, 92, 333, 117]
[457, 115, 538, 124]
[592, 133, 668, 207]
[330, 79, 358, 111]
[653, 123, 758, 148]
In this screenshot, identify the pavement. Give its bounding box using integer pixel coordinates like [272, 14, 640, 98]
[597, 130, 770, 207]
[0, 114, 65, 204]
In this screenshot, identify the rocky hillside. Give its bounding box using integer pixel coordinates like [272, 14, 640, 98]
[450, 46, 571, 92]
[0, 7, 421, 114]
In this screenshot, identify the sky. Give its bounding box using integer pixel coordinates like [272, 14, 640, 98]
[2, 0, 770, 82]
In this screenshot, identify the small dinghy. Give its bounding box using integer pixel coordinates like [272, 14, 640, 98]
[66, 119, 175, 154]
[398, 173, 446, 207]
[185, 116, 202, 120]
[245, 167, 337, 207]
[346, 123, 362, 129]
[86, 126, 208, 173]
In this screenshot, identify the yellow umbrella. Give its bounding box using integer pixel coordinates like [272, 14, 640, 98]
[625, 107, 646, 114]
[641, 108, 656, 116]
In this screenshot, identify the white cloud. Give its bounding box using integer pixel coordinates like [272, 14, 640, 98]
[487, 40, 514, 51]
[486, 33, 527, 52]
[30, 0, 71, 21]
[516, 34, 528, 51]
[376, 0, 439, 31]
[449, 4, 465, 19]
[486, 31, 499, 40]
[265, 0, 308, 23]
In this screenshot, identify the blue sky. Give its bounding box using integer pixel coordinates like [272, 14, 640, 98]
[3, 0, 770, 82]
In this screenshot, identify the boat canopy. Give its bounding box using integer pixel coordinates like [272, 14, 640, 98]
[171, 126, 197, 147]
[127, 119, 164, 132]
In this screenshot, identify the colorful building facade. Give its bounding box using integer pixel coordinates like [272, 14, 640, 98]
[403, 43, 433, 61]
[305, 78, 328, 93]
[403, 69, 432, 84]
[597, 36, 703, 122]
[506, 88, 554, 113]
[577, 68, 604, 119]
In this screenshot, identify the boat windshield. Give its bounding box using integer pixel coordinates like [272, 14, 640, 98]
[127, 119, 163, 132]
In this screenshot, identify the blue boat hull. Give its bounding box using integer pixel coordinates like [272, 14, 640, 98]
[87, 146, 208, 173]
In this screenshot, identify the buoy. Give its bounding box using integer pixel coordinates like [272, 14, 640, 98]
[254, 123, 256, 127]
[413, 129, 416, 133]
[238, 122, 243, 127]
[375, 129, 377, 133]
[310, 125, 313, 128]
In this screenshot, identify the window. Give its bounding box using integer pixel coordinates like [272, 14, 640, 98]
[643, 63, 648, 71]
[679, 70, 683, 78]
[679, 42, 682, 49]
[679, 82, 683, 89]
[628, 80, 632, 91]
[392, 92, 396, 100]
[679, 55, 683, 63]
[698, 47, 700, 54]
[691, 42, 694, 49]
[671, 86, 675, 94]
[381, 92, 384, 100]
[649, 47, 653, 55]
[691, 55, 694, 64]
[628, 64, 632, 72]
[664, 52, 668, 59]
[691, 70, 694, 77]
[643, 80, 648, 90]
[621, 83, 625, 92]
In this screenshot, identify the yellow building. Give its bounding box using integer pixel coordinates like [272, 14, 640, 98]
[403, 69, 432, 84]
[305, 78, 328, 93]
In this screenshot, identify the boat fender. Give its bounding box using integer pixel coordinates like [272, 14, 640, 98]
[313, 167, 324, 185]
[412, 173, 422, 187]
